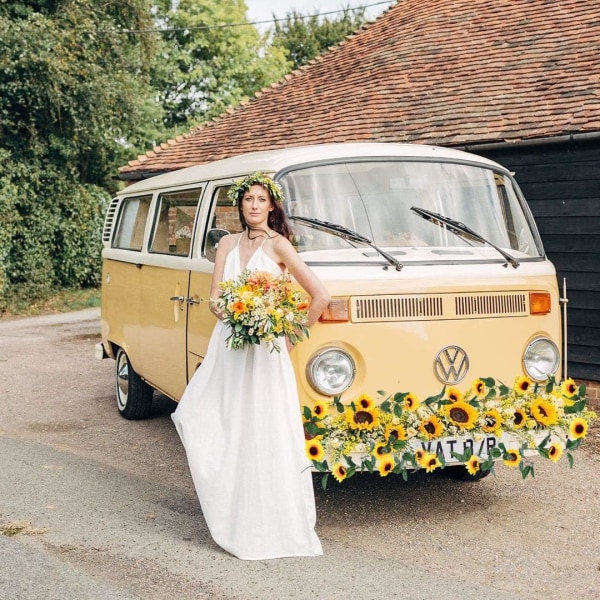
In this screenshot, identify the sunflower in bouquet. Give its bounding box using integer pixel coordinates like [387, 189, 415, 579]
[215, 269, 311, 352]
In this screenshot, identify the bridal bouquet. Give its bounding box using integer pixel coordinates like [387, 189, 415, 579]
[215, 269, 311, 352]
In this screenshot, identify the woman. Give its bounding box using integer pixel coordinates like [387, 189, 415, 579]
[172, 172, 330, 560]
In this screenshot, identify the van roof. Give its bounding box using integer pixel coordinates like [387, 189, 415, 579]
[120, 142, 507, 195]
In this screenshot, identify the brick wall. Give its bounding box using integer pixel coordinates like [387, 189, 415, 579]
[577, 379, 600, 411]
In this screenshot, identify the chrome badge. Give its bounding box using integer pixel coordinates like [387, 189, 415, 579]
[433, 345, 469, 385]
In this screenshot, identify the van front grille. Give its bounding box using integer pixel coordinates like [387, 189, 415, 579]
[353, 295, 444, 321]
[455, 293, 528, 317]
[352, 292, 529, 322]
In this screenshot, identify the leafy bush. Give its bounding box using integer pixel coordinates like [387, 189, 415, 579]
[0, 155, 108, 311]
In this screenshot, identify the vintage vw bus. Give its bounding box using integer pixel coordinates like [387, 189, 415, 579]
[98, 143, 564, 476]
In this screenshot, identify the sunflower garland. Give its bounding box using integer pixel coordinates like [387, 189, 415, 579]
[302, 376, 597, 488]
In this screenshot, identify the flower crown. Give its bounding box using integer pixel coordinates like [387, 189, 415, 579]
[227, 172, 285, 206]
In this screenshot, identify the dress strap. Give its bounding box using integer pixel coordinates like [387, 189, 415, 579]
[236, 233, 243, 248]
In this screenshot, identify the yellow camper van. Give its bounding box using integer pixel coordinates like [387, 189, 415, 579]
[98, 143, 564, 477]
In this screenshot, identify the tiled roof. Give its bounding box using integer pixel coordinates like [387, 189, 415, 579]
[120, 0, 600, 178]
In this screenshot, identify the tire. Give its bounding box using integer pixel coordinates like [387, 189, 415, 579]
[445, 465, 491, 481]
[115, 348, 154, 420]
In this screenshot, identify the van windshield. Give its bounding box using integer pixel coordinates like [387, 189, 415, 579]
[279, 160, 543, 263]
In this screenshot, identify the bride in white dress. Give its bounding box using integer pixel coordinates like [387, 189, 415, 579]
[172, 173, 330, 560]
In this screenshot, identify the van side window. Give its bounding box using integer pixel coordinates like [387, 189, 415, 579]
[113, 195, 152, 250]
[150, 189, 202, 256]
[210, 186, 243, 234]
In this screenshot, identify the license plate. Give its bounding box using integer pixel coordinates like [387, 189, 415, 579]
[410, 435, 499, 464]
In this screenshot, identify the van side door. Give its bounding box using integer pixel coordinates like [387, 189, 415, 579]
[138, 187, 203, 400]
[186, 183, 242, 378]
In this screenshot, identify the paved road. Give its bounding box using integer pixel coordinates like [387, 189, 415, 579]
[0, 309, 599, 599]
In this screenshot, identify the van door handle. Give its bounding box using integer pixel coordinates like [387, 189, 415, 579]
[170, 295, 186, 302]
[186, 297, 202, 305]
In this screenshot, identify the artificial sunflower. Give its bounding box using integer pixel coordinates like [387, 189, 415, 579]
[561, 378, 578, 397]
[445, 400, 478, 430]
[414, 448, 426, 464]
[332, 463, 348, 483]
[530, 398, 559, 427]
[466, 455, 481, 476]
[385, 423, 408, 442]
[345, 406, 380, 431]
[305, 438, 325, 462]
[312, 401, 328, 419]
[514, 375, 533, 394]
[403, 393, 420, 411]
[569, 418, 588, 440]
[481, 409, 503, 433]
[419, 415, 445, 439]
[547, 442, 563, 463]
[377, 456, 395, 477]
[372, 442, 391, 458]
[356, 394, 375, 410]
[420, 452, 441, 473]
[512, 408, 528, 429]
[503, 448, 521, 467]
[446, 387, 463, 403]
[472, 378, 486, 399]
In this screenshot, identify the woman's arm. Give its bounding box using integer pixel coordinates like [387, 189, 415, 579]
[271, 236, 331, 328]
[209, 234, 236, 320]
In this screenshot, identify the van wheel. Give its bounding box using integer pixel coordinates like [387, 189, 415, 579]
[446, 465, 491, 481]
[115, 348, 153, 420]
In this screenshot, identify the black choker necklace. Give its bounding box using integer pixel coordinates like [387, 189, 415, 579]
[247, 229, 273, 241]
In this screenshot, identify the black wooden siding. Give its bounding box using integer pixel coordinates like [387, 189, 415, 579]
[472, 139, 600, 382]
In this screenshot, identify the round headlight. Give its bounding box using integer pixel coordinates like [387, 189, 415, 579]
[306, 348, 356, 396]
[523, 337, 560, 381]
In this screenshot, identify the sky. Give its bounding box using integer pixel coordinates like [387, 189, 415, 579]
[245, 0, 396, 27]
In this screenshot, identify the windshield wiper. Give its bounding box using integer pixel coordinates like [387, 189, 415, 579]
[410, 206, 520, 269]
[289, 215, 404, 271]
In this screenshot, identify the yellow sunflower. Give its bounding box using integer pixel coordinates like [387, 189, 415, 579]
[444, 400, 478, 430]
[373, 442, 392, 458]
[305, 438, 325, 462]
[356, 393, 375, 410]
[332, 463, 348, 483]
[385, 423, 408, 442]
[312, 401, 328, 419]
[547, 442, 563, 463]
[414, 448, 426, 463]
[418, 452, 441, 473]
[481, 409, 503, 433]
[503, 448, 521, 467]
[561, 378, 578, 398]
[569, 418, 588, 440]
[530, 398, 559, 427]
[419, 415, 445, 439]
[514, 375, 533, 394]
[403, 393, 420, 411]
[446, 387, 464, 403]
[512, 408, 528, 429]
[345, 406, 380, 431]
[377, 456, 395, 477]
[471, 378, 486, 399]
[466, 455, 481, 476]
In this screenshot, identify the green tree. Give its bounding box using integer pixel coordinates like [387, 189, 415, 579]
[270, 6, 367, 71]
[0, 1, 163, 307]
[151, 0, 289, 129]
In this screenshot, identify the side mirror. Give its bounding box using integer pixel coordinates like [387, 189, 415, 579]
[205, 228, 229, 263]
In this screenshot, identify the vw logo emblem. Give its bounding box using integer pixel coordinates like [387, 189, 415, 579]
[433, 345, 469, 385]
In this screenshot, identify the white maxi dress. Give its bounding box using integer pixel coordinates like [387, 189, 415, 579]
[171, 239, 322, 560]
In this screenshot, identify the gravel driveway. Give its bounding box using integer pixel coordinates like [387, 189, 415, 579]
[0, 308, 599, 599]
